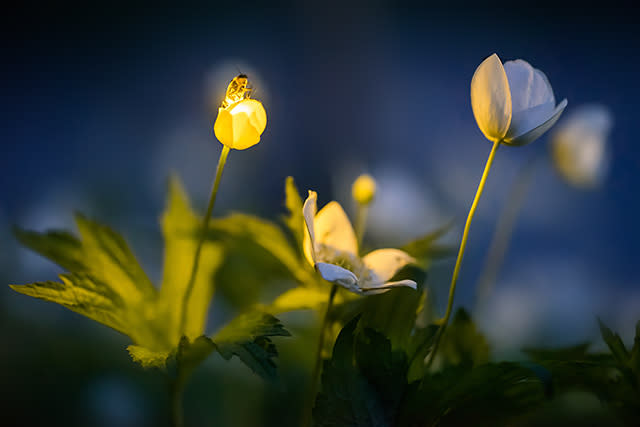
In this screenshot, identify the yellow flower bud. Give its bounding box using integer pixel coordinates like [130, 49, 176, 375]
[352, 174, 376, 205]
[213, 98, 267, 150]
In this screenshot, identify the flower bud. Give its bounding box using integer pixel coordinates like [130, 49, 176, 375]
[214, 98, 267, 150]
[352, 174, 377, 205]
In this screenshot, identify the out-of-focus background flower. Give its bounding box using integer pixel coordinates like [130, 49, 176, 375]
[1, 2, 639, 426]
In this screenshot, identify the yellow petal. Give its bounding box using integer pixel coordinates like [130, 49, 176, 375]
[362, 248, 415, 283]
[213, 99, 267, 150]
[314, 201, 358, 257]
[470, 53, 512, 142]
[213, 107, 233, 147]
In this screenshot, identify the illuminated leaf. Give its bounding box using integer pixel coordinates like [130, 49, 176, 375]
[269, 286, 332, 313]
[13, 228, 86, 272]
[283, 176, 305, 250]
[127, 345, 171, 369]
[206, 212, 313, 284]
[74, 213, 156, 304]
[213, 312, 290, 381]
[10, 273, 129, 337]
[157, 176, 224, 342]
[598, 318, 629, 365]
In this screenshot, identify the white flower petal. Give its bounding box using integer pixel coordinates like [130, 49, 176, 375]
[471, 53, 512, 142]
[315, 262, 358, 291]
[302, 191, 318, 266]
[504, 60, 555, 113]
[503, 60, 561, 143]
[314, 201, 358, 257]
[362, 248, 415, 283]
[504, 99, 567, 146]
[359, 279, 418, 295]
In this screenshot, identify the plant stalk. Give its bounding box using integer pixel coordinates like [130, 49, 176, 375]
[179, 145, 230, 337]
[303, 284, 338, 427]
[426, 140, 500, 367]
[474, 152, 541, 308]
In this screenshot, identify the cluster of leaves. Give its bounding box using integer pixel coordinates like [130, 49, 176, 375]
[314, 310, 546, 427]
[10, 176, 289, 380]
[314, 301, 640, 426]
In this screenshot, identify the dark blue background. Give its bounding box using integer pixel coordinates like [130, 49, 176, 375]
[1, 2, 639, 424]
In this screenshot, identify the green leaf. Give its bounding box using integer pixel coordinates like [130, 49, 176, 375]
[157, 176, 224, 343]
[268, 286, 332, 313]
[74, 213, 157, 304]
[10, 273, 129, 337]
[598, 318, 629, 365]
[401, 220, 456, 264]
[127, 345, 171, 369]
[314, 316, 409, 427]
[213, 312, 290, 381]
[399, 363, 546, 426]
[13, 228, 86, 272]
[437, 308, 489, 369]
[206, 213, 313, 285]
[283, 176, 305, 250]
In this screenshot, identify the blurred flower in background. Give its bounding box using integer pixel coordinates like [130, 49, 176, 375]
[551, 104, 613, 188]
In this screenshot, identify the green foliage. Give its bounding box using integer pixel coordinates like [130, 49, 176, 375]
[214, 312, 291, 382]
[283, 176, 306, 251]
[400, 363, 546, 426]
[401, 221, 456, 266]
[10, 175, 289, 381]
[315, 314, 545, 427]
[522, 320, 640, 424]
[437, 308, 490, 369]
[314, 316, 409, 426]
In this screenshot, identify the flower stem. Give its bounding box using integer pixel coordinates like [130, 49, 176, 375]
[355, 203, 369, 249]
[474, 151, 541, 309]
[169, 376, 185, 427]
[303, 284, 338, 427]
[426, 140, 500, 367]
[179, 145, 230, 337]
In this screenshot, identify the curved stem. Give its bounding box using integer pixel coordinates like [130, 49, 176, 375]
[474, 152, 541, 309]
[302, 284, 338, 427]
[179, 145, 230, 337]
[426, 140, 500, 367]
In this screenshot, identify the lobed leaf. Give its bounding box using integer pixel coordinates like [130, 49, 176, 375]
[213, 312, 290, 381]
[157, 176, 224, 343]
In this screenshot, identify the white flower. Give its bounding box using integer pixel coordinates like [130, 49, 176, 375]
[302, 190, 417, 295]
[551, 104, 612, 188]
[471, 53, 568, 146]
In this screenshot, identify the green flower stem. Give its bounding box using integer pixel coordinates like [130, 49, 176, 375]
[474, 152, 541, 308]
[169, 375, 186, 427]
[303, 284, 338, 427]
[179, 145, 231, 337]
[426, 140, 500, 367]
[355, 203, 369, 249]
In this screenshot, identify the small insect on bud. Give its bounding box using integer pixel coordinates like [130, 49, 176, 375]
[213, 74, 267, 150]
[352, 174, 377, 205]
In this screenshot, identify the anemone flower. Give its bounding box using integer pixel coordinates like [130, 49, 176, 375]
[302, 190, 417, 295]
